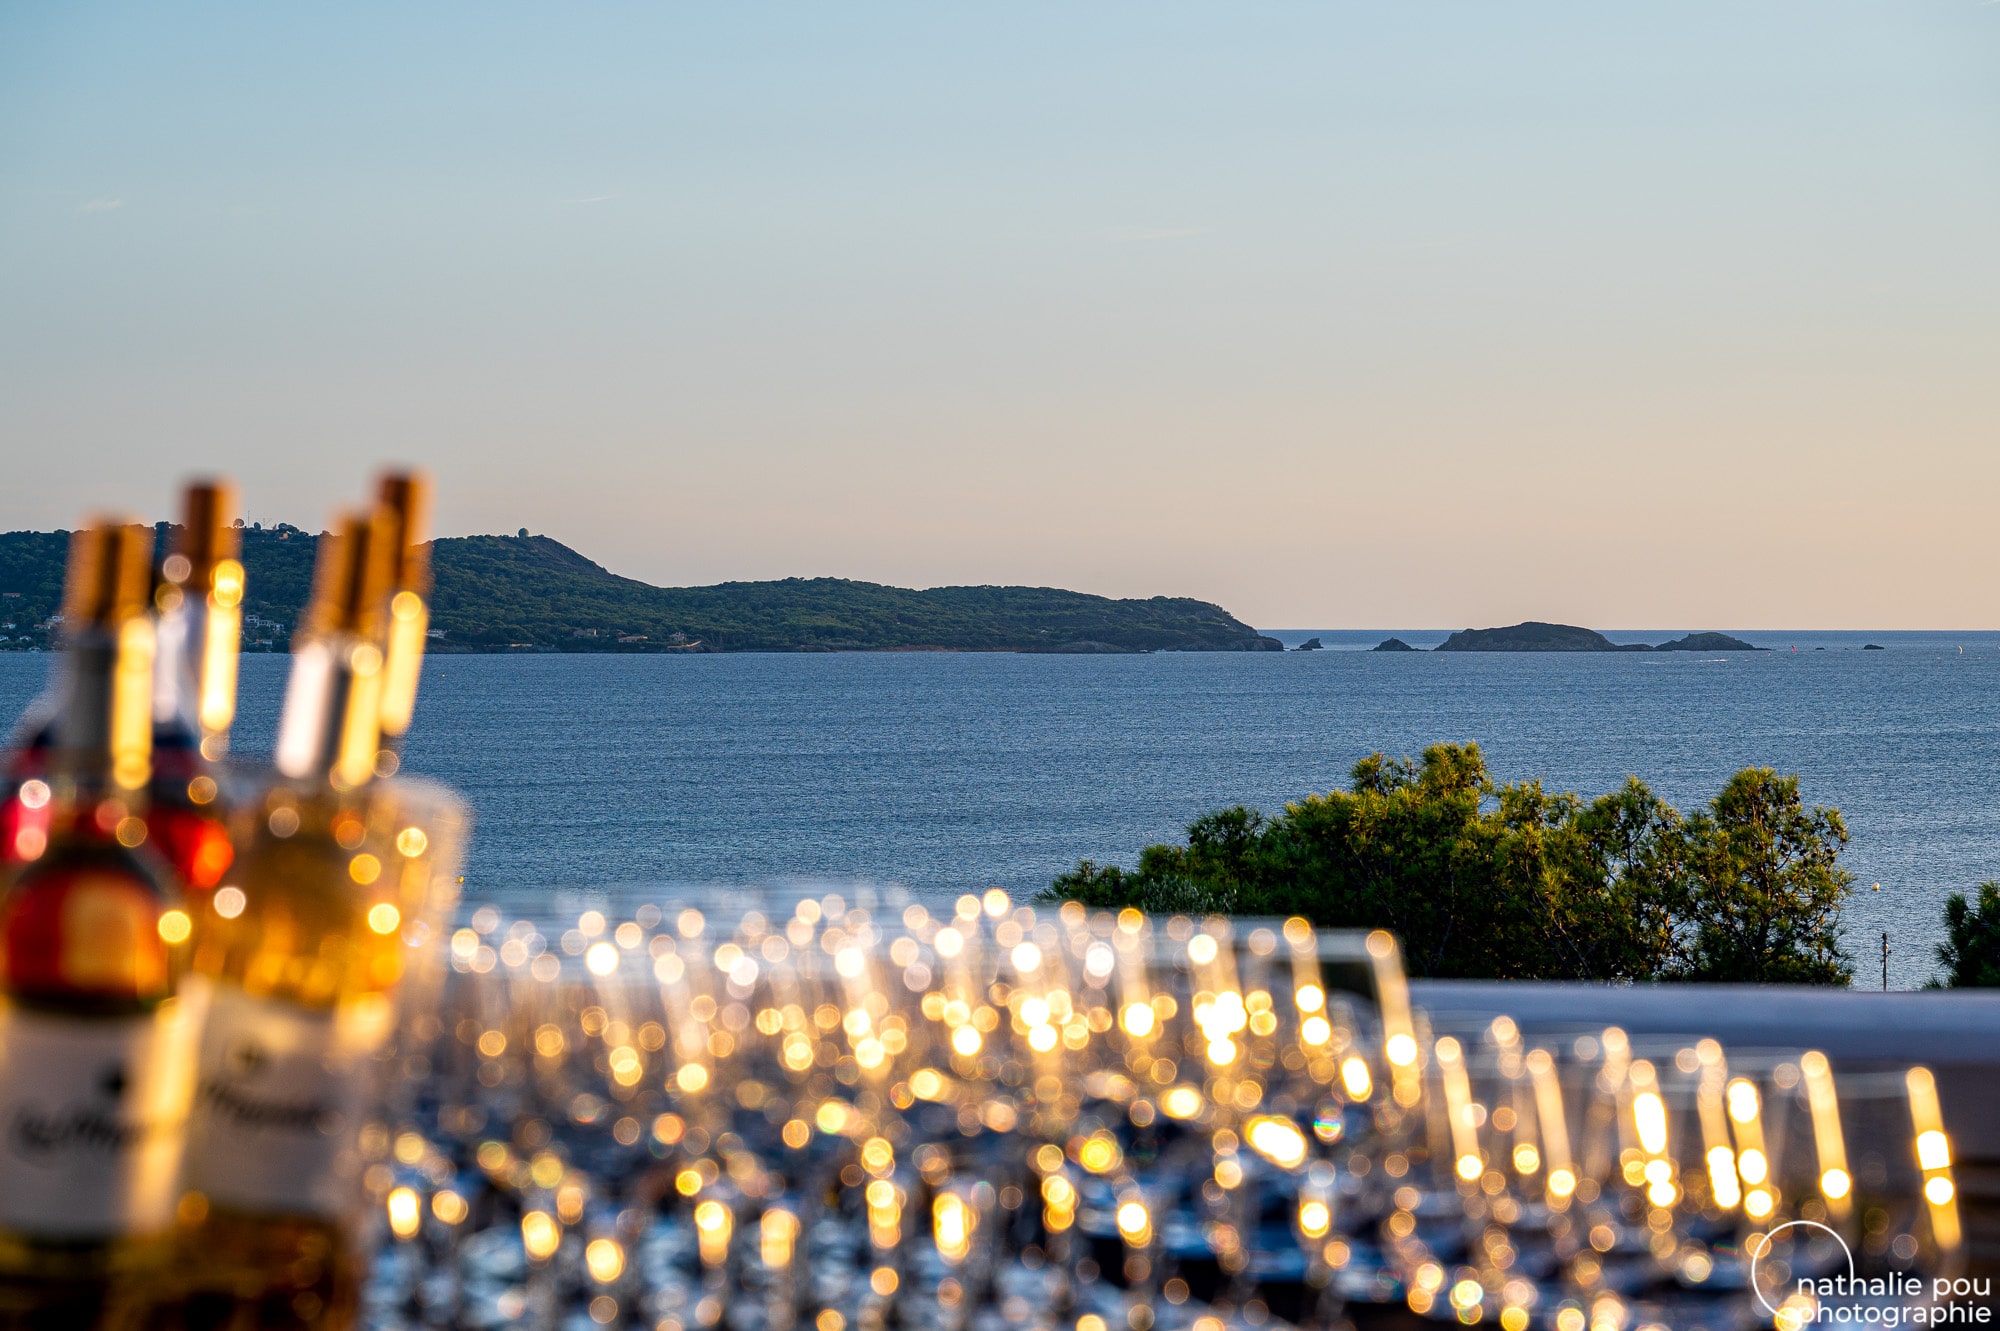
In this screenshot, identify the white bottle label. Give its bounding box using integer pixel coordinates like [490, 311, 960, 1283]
[182, 985, 392, 1218]
[0, 986, 207, 1240]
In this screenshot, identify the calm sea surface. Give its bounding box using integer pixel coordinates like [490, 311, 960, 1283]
[4, 629, 1994, 990]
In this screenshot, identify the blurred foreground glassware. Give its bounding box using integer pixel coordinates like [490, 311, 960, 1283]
[1357, 1015, 1969, 1331]
[344, 891, 1971, 1331]
[364, 895, 1400, 1331]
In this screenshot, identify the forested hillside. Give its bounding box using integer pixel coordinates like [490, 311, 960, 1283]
[0, 527, 1281, 655]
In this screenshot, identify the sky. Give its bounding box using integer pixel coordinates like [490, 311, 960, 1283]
[2, 3, 1997, 630]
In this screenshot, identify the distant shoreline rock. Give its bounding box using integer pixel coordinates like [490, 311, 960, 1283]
[1432, 622, 1764, 653]
[1294, 636, 1324, 651]
[1652, 631, 1765, 652]
[1434, 622, 1634, 652]
[1372, 637, 1418, 652]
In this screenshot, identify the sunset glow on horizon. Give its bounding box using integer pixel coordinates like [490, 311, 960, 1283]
[2, 3, 1995, 628]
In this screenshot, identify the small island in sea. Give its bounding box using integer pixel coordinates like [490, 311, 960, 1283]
[0, 526, 1281, 655]
[1387, 622, 1764, 653]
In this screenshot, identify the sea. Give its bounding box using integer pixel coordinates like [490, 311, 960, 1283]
[3, 628, 1995, 991]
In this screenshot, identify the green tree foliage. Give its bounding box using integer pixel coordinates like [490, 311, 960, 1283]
[1676, 769, 1854, 984]
[0, 531, 71, 648]
[1934, 883, 2000, 987]
[1046, 743, 1855, 984]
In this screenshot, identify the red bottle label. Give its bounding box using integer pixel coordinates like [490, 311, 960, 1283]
[2, 861, 174, 1002]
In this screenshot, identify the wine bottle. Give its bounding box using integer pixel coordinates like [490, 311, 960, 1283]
[0, 520, 205, 1328]
[145, 482, 243, 899]
[168, 504, 430, 1329]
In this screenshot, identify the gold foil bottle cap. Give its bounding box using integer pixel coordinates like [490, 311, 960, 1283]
[173, 481, 244, 741]
[286, 507, 395, 787]
[374, 471, 432, 741]
[375, 471, 432, 597]
[304, 509, 395, 642]
[57, 518, 158, 787]
[62, 519, 155, 631]
[301, 521, 350, 639]
[169, 480, 241, 589]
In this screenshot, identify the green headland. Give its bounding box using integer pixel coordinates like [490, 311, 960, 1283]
[0, 527, 1282, 655]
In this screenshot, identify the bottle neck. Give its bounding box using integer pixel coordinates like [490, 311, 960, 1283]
[152, 597, 201, 746]
[152, 587, 240, 758]
[47, 619, 156, 795]
[57, 638, 118, 755]
[274, 634, 384, 789]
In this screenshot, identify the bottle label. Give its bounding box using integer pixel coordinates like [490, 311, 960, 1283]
[0, 986, 207, 1240]
[182, 986, 391, 1218]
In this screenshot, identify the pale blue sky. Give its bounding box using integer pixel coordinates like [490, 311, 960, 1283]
[3, 3, 1996, 627]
